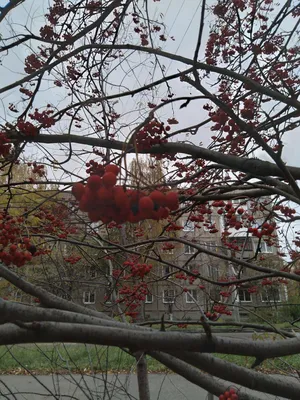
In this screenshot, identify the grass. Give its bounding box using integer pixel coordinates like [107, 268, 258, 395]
[0, 340, 299, 375]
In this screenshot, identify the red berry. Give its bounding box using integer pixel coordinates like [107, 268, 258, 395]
[88, 210, 101, 222]
[219, 396, 225, 400]
[231, 395, 238, 400]
[165, 191, 179, 210]
[24, 251, 32, 261]
[97, 187, 113, 204]
[113, 186, 130, 209]
[105, 164, 120, 176]
[139, 196, 154, 212]
[159, 207, 169, 219]
[149, 190, 166, 206]
[102, 172, 117, 187]
[79, 195, 89, 212]
[9, 244, 17, 253]
[87, 175, 102, 191]
[72, 182, 85, 200]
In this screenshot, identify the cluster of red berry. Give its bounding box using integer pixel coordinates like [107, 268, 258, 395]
[0, 132, 12, 158]
[19, 87, 34, 98]
[64, 255, 82, 264]
[205, 311, 218, 320]
[135, 120, 168, 151]
[40, 25, 58, 40]
[29, 108, 55, 128]
[46, 0, 67, 25]
[219, 388, 238, 400]
[0, 214, 36, 267]
[117, 282, 149, 320]
[17, 120, 39, 137]
[213, 304, 232, 316]
[27, 162, 46, 177]
[72, 164, 179, 224]
[24, 54, 44, 74]
[123, 260, 153, 279]
[274, 204, 296, 218]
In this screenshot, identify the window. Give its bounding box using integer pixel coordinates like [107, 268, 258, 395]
[183, 219, 195, 232]
[162, 247, 174, 254]
[260, 241, 273, 253]
[235, 213, 242, 223]
[83, 291, 95, 304]
[186, 289, 198, 303]
[59, 242, 68, 256]
[184, 244, 196, 254]
[261, 287, 281, 302]
[163, 289, 175, 303]
[204, 214, 214, 231]
[232, 199, 248, 209]
[238, 289, 251, 302]
[104, 288, 112, 304]
[207, 265, 219, 280]
[86, 267, 97, 278]
[87, 221, 100, 234]
[232, 238, 253, 252]
[206, 241, 217, 252]
[162, 265, 174, 276]
[145, 292, 153, 304]
[186, 263, 198, 273]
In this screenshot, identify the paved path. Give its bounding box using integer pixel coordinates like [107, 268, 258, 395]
[0, 373, 297, 400]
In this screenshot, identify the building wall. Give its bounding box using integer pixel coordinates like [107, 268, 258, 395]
[7, 193, 284, 323]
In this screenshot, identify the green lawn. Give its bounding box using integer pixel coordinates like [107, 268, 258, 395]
[0, 343, 299, 375]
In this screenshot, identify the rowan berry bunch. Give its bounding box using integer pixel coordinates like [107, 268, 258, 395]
[0, 214, 37, 267]
[123, 259, 153, 279]
[17, 120, 39, 137]
[117, 282, 149, 320]
[24, 54, 45, 74]
[135, 120, 168, 151]
[219, 388, 239, 400]
[0, 132, 12, 158]
[29, 108, 55, 128]
[72, 164, 179, 224]
[64, 255, 81, 264]
[205, 311, 218, 320]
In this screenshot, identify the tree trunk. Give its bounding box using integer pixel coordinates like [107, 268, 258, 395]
[135, 351, 151, 400]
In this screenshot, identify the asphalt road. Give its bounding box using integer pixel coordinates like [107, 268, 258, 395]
[0, 373, 298, 400]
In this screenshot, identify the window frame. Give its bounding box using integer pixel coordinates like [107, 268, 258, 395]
[206, 241, 217, 252]
[261, 287, 281, 303]
[186, 263, 198, 273]
[86, 267, 97, 279]
[186, 289, 198, 304]
[83, 291, 96, 304]
[183, 219, 195, 232]
[145, 292, 153, 304]
[238, 289, 252, 303]
[104, 288, 112, 304]
[260, 241, 273, 254]
[162, 247, 174, 255]
[203, 214, 214, 231]
[207, 264, 219, 280]
[163, 289, 176, 304]
[184, 244, 196, 254]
